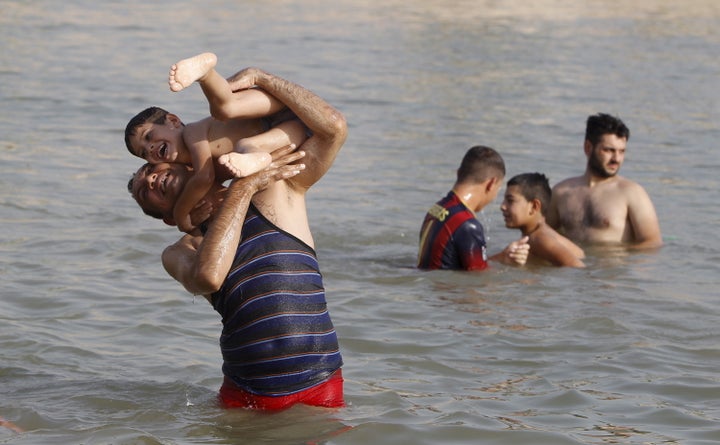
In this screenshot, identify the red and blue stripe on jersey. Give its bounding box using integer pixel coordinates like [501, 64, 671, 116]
[417, 191, 488, 271]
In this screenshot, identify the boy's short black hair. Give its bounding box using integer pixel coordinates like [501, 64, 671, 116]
[124, 107, 169, 154]
[507, 173, 552, 216]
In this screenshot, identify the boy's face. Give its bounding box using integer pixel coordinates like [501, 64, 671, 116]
[500, 185, 534, 229]
[128, 115, 185, 164]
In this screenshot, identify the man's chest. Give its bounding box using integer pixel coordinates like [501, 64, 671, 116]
[560, 187, 628, 231]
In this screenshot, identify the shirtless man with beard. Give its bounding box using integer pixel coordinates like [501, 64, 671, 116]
[547, 113, 662, 249]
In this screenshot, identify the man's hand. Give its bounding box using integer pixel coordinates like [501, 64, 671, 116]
[228, 67, 346, 192]
[185, 146, 305, 230]
[226, 67, 264, 92]
[188, 199, 213, 230]
[241, 144, 306, 193]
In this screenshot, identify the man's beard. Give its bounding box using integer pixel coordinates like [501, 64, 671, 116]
[587, 151, 618, 179]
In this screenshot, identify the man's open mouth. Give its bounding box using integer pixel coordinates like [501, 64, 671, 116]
[159, 171, 170, 193]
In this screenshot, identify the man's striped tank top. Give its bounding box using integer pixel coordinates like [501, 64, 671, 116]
[211, 205, 343, 396]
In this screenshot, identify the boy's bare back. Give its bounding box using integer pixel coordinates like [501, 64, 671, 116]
[528, 223, 585, 268]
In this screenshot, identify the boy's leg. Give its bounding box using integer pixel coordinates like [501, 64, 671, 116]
[236, 119, 309, 154]
[169, 53, 242, 122]
[212, 88, 286, 121]
[218, 120, 307, 178]
[169, 53, 285, 122]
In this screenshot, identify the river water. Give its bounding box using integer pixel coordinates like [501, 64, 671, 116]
[1, 1, 719, 444]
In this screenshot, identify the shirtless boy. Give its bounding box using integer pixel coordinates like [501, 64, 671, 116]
[125, 52, 307, 232]
[501, 173, 585, 267]
[547, 113, 662, 249]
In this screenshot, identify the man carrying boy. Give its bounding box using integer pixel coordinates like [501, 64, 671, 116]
[125, 52, 308, 233]
[128, 67, 347, 410]
[417, 145, 530, 271]
[547, 113, 662, 249]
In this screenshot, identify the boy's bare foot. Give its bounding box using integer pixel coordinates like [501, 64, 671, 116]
[168, 52, 218, 92]
[218, 152, 273, 178]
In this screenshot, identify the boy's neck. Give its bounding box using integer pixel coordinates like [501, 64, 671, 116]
[521, 220, 544, 237]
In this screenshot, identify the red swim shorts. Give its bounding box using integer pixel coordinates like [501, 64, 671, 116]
[218, 369, 345, 411]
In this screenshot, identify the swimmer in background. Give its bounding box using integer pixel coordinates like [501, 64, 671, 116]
[125, 52, 308, 232]
[501, 173, 585, 267]
[547, 113, 662, 249]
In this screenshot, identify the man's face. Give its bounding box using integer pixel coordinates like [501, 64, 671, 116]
[474, 176, 504, 212]
[127, 115, 185, 164]
[586, 133, 627, 178]
[131, 162, 190, 220]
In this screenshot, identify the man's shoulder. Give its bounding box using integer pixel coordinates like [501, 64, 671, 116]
[601, 176, 648, 200]
[455, 214, 484, 237]
[552, 175, 584, 191]
[163, 233, 200, 256]
[615, 175, 644, 189]
[615, 176, 655, 206]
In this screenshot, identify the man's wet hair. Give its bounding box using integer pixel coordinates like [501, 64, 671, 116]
[456, 145, 506, 184]
[585, 113, 630, 146]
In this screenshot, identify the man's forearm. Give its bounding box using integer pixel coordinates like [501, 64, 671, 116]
[192, 178, 255, 292]
[232, 68, 346, 189]
[254, 70, 346, 144]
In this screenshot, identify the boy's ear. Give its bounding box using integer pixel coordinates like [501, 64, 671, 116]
[163, 216, 176, 226]
[530, 198, 542, 215]
[166, 113, 183, 128]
